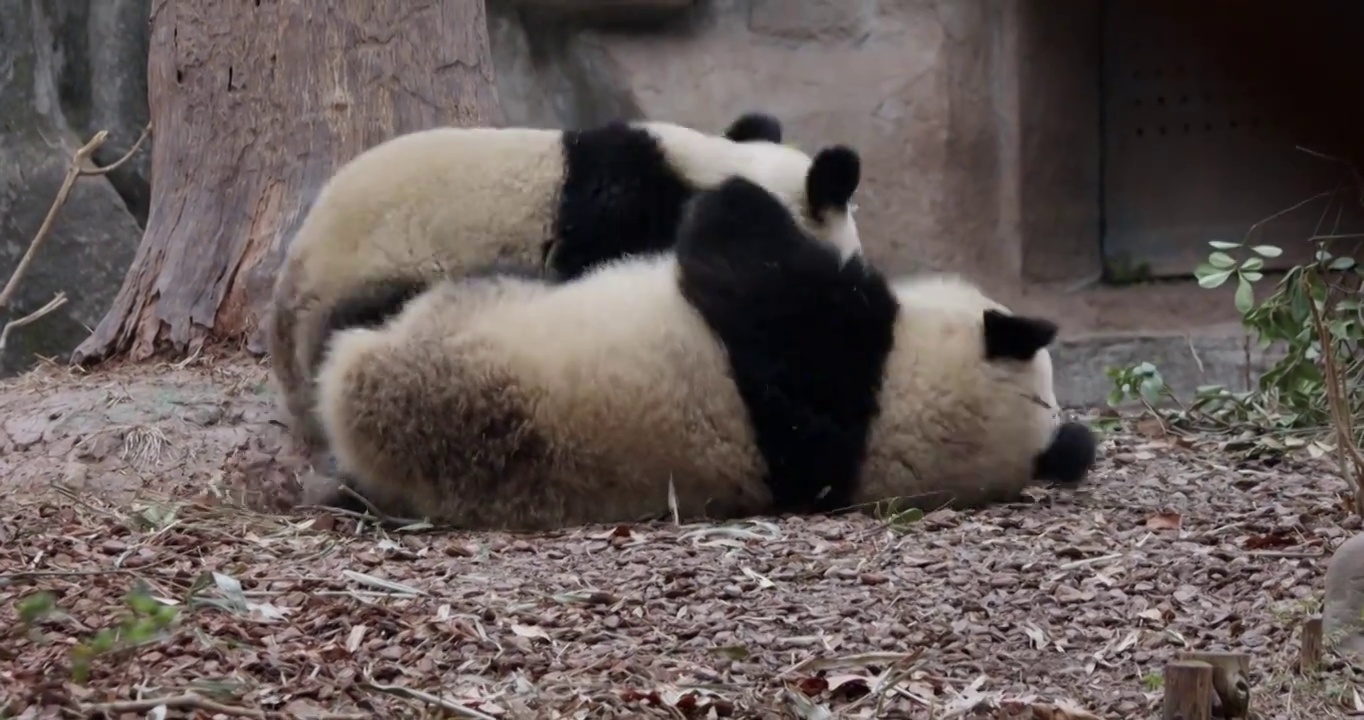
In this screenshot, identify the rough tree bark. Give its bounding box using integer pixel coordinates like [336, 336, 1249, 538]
[73, 0, 504, 365]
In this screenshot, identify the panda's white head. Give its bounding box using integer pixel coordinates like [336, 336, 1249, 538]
[642, 113, 864, 264]
[886, 274, 1096, 487]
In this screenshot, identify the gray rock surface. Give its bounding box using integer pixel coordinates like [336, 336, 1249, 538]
[0, 0, 143, 377]
[488, 1, 646, 129]
[85, 0, 153, 225]
[1324, 532, 1364, 657]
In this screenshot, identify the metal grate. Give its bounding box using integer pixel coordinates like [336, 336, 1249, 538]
[1101, 0, 1364, 278]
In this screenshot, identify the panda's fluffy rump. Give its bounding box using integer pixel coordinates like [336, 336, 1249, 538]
[854, 274, 1068, 510]
[271, 127, 563, 450]
[316, 255, 771, 531]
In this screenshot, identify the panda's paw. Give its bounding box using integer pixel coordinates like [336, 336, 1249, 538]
[1034, 420, 1098, 486]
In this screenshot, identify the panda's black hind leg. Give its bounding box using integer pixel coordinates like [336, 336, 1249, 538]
[1032, 421, 1098, 486]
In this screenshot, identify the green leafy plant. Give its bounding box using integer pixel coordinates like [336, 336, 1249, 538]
[1106, 182, 1364, 514]
[1193, 240, 1280, 314]
[69, 583, 180, 683]
[1106, 362, 1170, 409]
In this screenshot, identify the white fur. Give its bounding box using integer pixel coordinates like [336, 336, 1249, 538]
[316, 255, 772, 530]
[855, 273, 1064, 507]
[316, 262, 1071, 529]
[272, 119, 864, 451]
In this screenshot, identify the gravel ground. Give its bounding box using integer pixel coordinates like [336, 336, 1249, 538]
[0, 358, 1357, 718]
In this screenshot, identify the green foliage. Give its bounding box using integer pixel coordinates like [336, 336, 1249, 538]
[1107, 233, 1364, 455]
[68, 583, 180, 684]
[16, 591, 56, 624]
[1106, 362, 1169, 408]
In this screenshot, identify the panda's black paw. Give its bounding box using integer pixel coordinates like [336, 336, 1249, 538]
[1033, 420, 1098, 486]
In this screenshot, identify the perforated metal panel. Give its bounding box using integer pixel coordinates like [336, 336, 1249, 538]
[1101, 1, 1364, 277]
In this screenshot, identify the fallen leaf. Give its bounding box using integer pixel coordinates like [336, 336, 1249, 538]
[710, 645, 750, 661]
[510, 624, 551, 642]
[1145, 511, 1181, 530]
[795, 676, 828, 696]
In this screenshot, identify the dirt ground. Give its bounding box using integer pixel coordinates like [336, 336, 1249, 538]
[0, 355, 1358, 719]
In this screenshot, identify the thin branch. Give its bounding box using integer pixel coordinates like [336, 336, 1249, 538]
[361, 681, 500, 720]
[297, 484, 425, 528]
[84, 123, 152, 177]
[1304, 271, 1364, 515]
[0, 293, 68, 354]
[0, 124, 153, 312]
[80, 692, 264, 718]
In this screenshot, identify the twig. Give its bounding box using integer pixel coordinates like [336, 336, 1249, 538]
[361, 681, 499, 720]
[81, 692, 264, 718]
[0, 124, 152, 339]
[1304, 271, 1364, 515]
[0, 293, 68, 354]
[1245, 550, 1322, 560]
[312, 484, 425, 528]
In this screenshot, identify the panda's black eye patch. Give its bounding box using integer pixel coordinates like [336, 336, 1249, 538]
[982, 309, 1058, 361]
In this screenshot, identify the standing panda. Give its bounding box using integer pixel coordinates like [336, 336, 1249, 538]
[310, 173, 1098, 531]
[270, 111, 865, 454]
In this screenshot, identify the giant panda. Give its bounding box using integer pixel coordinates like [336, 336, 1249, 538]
[310, 173, 1098, 532]
[270, 111, 864, 454]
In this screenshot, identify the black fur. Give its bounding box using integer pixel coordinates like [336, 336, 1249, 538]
[1032, 420, 1098, 486]
[316, 262, 544, 371]
[807, 146, 861, 219]
[551, 123, 696, 282]
[675, 173, 897, 514]
[982, 309, 1059, 361]
[723, 112, 784, 144]
[550, 115, 803, 283]
[313, 276, 430, 374]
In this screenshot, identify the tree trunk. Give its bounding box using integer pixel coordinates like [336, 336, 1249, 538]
[73, 0, 504, 365]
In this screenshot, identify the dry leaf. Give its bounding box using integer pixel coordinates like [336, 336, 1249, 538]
[1144, 511, 1182, 530]
[510, 624, 551, 642]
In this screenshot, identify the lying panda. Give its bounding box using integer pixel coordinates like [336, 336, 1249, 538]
[269, 111, 865, 454]
[311, 175, 1097, 531]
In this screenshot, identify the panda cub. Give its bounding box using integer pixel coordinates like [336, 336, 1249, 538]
[313, 169, 1097, 531]
[269, 112, 864, 455]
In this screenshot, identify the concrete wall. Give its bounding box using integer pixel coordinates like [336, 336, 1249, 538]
[490, 0, 1262, 406]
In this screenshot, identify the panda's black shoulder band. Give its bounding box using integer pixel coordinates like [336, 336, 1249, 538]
[673, 176, 898, 516]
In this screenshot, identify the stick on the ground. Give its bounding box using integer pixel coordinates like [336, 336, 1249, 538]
[361, 681, 499, 720]
[81, 692, 264, 718]
[1299, 615, 1323, 675]
[1162, 660, 1213, 720]
[0, 125, 152, 352]
[1176, 650, 1251, 719]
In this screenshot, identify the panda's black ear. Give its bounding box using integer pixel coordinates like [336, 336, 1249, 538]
[807, 145, 861, 217]
[982, 309, 1058, 361]
[723, 112, 783, 144]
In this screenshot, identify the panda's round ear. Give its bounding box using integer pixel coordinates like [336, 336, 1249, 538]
[807, 145, 861, 217]
[983, 309, 1059, 361]
[723, 112, 783, 144]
